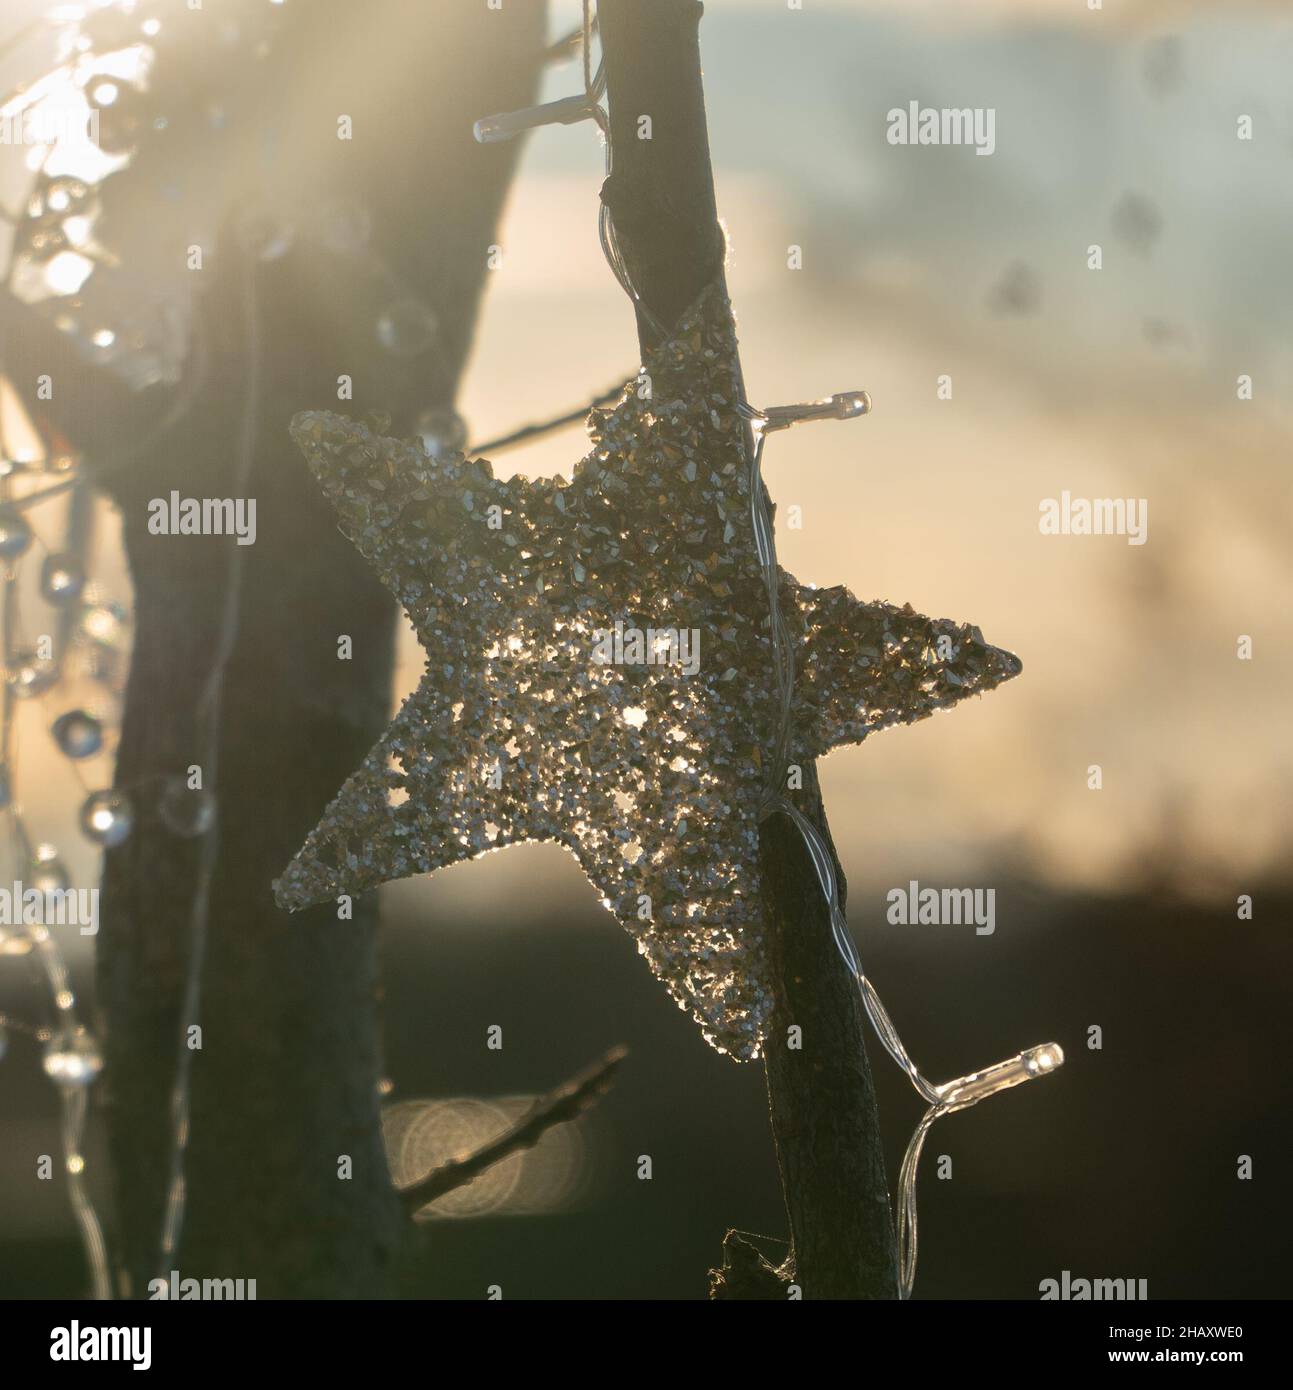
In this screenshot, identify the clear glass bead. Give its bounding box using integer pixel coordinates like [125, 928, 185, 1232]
[377, 300, 439, 358]
[0, 505, 33, 559]
[43, 1028, 103, 1086]
[416, 409, 468, 460]
[79, 789, 134, 848]
[52, 710, 103, 759]
[40, 553, 86, 605]
[159, 779, 216, 838]
[7, 649, 59, 699]
[30, 846, 70, 895]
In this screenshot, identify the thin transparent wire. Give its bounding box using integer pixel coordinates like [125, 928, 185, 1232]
[476, 0, 1062, 1298]
[153, 255, 260, 1282]
[1, 469, 111, 1299]
[572, 0, 1008, 1298]
[742, 396, 1062, 1298]
[32, 927, 112, 1300]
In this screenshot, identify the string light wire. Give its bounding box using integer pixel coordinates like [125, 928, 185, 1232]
[476, 0, 1064, 1299]
[153, 249, 261, 1285]
[0, 0, 1064, 1304]
[0, 0, 617, 1296]
[741, 400, 1063, 1295]
[0, 479, 111, 1299]
[30, 918, 112, 1299]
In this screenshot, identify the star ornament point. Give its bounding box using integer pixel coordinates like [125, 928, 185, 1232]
[274, 286, 1021, 1059]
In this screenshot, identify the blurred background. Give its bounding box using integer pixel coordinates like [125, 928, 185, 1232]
[1, 0, 1290, 1299]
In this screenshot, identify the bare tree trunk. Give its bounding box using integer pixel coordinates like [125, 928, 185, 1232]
[10, 0, 547, 1297]
[598, 0, 898, 1299]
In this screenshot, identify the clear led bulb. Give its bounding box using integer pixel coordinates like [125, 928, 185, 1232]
[829, 390, 871, 419]
[474, 94, 593, 144]
[936, 1042, 1065, 1113]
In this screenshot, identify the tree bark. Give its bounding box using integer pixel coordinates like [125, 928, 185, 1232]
[598, 0, 898, 1299]
[7, 0, 547, 1297]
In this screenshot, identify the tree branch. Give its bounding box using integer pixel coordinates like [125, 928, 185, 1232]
[6, 0, 550, 1298]
[397, 1046, 627, 1216]
[597, 0, 899, 1299]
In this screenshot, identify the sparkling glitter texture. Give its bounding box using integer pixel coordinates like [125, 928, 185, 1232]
[274, 285, 1021, 1058]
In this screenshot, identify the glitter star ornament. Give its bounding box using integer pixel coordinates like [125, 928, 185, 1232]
[275, 284, 1021, 1059]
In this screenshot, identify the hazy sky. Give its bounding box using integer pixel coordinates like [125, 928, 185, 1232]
[5, 0, 1290, 942]
[450, 0, 1293, 909]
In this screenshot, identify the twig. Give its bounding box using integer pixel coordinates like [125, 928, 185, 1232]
[397, 1045, 628, 1216]
[545, 22, 589, 65]
[597, 0, 899, 1298]
[709, 1230, 793, 1300]
[471, 378, 628, 456]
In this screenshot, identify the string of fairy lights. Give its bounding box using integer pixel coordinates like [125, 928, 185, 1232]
[0, 46, 134, 1273]
[1, 457, 115, 1301]
[0, 1, 257, 1300]
[473, 0, 1064, 1297]
[1, 0, 1062, 1301]
[0, 0, 619, 1300]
